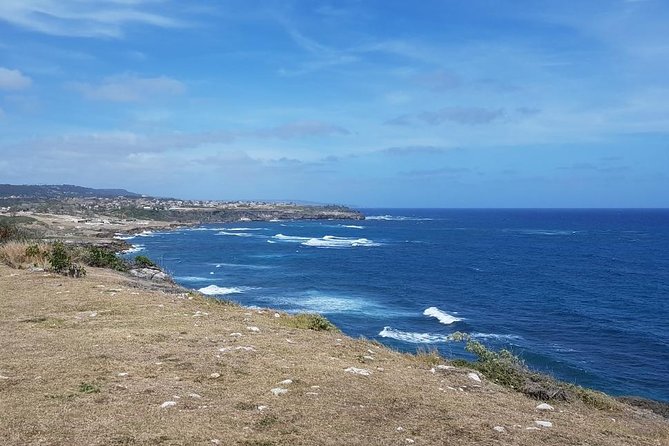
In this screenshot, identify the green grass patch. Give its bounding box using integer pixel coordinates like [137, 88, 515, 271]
[280, 313, 338, 331]
[78, 382, 101, 394]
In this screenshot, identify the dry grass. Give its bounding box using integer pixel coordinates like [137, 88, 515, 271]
[0, 241, 49, 269]
[0, 264, 667, 446]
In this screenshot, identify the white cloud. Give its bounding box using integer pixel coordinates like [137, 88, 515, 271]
[0, 67, 32, 90]
[0, 0, 183, 38]
[71, 74, 185, 102]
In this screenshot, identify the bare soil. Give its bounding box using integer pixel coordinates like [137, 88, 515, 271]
[1, 264, 667, 445]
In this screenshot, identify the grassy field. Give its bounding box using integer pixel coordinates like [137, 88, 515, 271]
[0, 264, 667, 445]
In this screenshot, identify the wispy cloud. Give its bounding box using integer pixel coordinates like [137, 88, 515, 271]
[386, 107, 505, 126]
[380, 146, 450, 156]
[0, 67, 32, 90]
[0, 0, 184, 38]
[70, 74, 186, 102]
[251, 121, 349, 139]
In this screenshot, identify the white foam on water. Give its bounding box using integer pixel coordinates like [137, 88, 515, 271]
[122, 244, 145, 254]
[366, 215, 433, 221]
[378, 327, 452, 344]
[267, 240, 277, 244]
[516, 229, 578, 236]
[273, 233, 311, 242]
[137, 230, 155, 237]
[226, 227, 267, 231]
[216, 231, 256, 237]
[423, 307, 463, 325]
[302, 235, 380, 248]
[341, 225, 365, 229]
[198, 285, 258, 296]
[175, 276, 217, 282]
[470, 332, 522, 341]
[113, 234, 136, 240]
[212, 262, 273, 270]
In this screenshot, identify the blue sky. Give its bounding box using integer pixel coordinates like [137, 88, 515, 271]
[0, 0, 668, 207]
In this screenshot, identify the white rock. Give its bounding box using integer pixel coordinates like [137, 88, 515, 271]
[0, 375, 9, 379]
[436, 364, 455, 370]
[493, 426, 506, 433]
[344, 367, 371, 376]
[363, 355, 374, 361]
[189, 393, 202, 399]
[247, 326, 260, 332]
[274, 313, 281, 318]
[286, 339, 296, 344]
[467, 372, 482, 382]
[305, 392, 319, 396]
[160, 401, 177, 409]
[257, 405, 268, 411]
[271, 387, 288, 396]
[211, 440, 221, 445]
[396, 427, 405, 432]
[536, 403, 554, 411]
[405, 439, 415, 444]
[525, 427, 540, 431]
[229, 332, 242, 337]
[209, 373, 221, 379]
[117, 372, 129, 377]
[278, 379, 293, 385]
[535, 420, 553, 428]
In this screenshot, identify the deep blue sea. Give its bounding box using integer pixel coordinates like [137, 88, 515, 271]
[121, 209, 669, 402]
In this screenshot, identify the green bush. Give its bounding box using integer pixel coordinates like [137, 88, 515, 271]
[134, 255, 157, 268]
[48, 241, 72, 273]
[84, 246, 128, 271]
[281, 313, 338, 331]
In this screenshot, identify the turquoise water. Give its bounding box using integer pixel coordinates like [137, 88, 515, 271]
[122, 209, 669, 402]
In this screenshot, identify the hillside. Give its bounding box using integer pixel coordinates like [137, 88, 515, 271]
[0, 184, 142, 199]
[0, 264, 667, 445]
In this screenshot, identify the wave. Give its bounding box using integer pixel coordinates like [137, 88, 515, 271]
[175, 276, 217, 282]
[423, 307, 463, 325]
[273, 233, 311, 242]
[225, 227, 267, 231]
[137, 230, 155, 237]
[470, 333, 522, 341]
[366, 215, 433, 221]
[122, 244, 145, 254]
[213, 262, 273, 270]
[341, 225, 364, 229]
[515, 229, 579, 236]
[216, 231, 256, 237]
[379, 327, 452, 344]
[114, 234, 136, 240]
[302, 236, 380, 248]
[198, 285, 257, 296]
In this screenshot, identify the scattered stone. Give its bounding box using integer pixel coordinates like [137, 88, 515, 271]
[229, 332, 242, 337]
[493, 426, 506, 433]
[189, 393, 202, 399]
[211, 440, 221, 445]
[219, 346, 256, 353]
[525, 427, 540, 431]
[305, 392, 319, 396]
[247, 326, 260, 333]
[397, 427, 405, 432]
[209, 373, 221, 379]
[271, 387, 288, 396]
[274, 313, 281, 318]
[467, 372, 482, 382]
[436, 364, 454, 371]
[363, 355, 374, 361]
[535, 420, 553, 428]
[160, 401, 177, 409]
[117, 372, 129, 377]
[0, 375, 9, 379]
[405, 439, 415, 444]
[376, 367, 385, 372]
[345, 367, 371, 376]
[286, 339, 296, 344]
[311, 385, 320, 389]
[536, 403, 554, 411]
[278, 379, 293, 385]
[193, 311, 208, 317]
[129, 267, 169, 282]
[257, 405, 268, 411]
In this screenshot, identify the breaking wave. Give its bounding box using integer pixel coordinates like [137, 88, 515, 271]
[366, 215, 433, 221]
[198, 285, 258, 296]
[423, 307, 463, 325]
[378, 327, 452, 344]
[272, 233, 380, 248]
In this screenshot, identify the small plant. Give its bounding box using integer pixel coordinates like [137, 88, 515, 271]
[78, 382, 100, 394]
[134, 255, 157, 268]
[25, 244, 42, 258]
[48, 241, 72, 273]
[414, 347, 443, 366]
[281, 313, 338, 331]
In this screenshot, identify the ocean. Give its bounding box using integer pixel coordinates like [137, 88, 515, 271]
[121, 209, 669, 402]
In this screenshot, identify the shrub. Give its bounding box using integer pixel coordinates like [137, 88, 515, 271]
[281, 313, 338, 331]
[48, 241, 71, 273]
[84, 246, 128, 271]
[134, 255, 157, 268]
[450, 332, 617, 409]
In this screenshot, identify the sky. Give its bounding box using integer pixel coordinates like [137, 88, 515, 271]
[0, 0, 668, 207]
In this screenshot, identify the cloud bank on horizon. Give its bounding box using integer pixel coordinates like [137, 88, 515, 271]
[0, 0, 667, 207]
